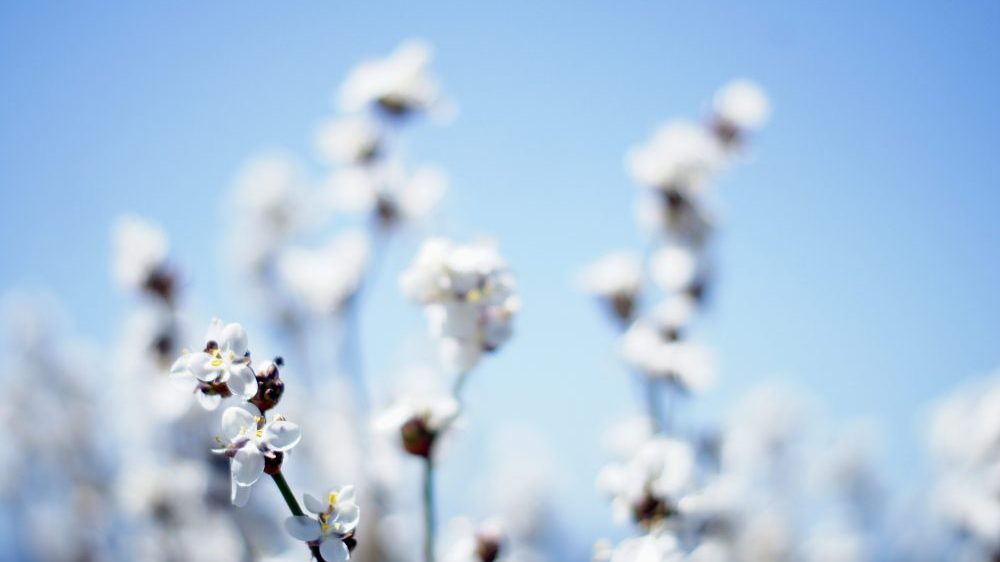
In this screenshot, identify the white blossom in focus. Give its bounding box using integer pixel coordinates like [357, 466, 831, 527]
[285, 485, 360, 562]
[112, 215, 169, 291]
[340, 40, 442, 116]
[213, 404, 302, 507]
[625, 121, 724, 194]
[277, 231, 371, 315]
[170, 318, 258, 409]
[713, 80, 771, 132]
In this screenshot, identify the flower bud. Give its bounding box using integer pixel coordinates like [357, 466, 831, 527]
[400, 415, 437, 458]
[263, 451, 285, 475]
[250, 358, 285, 413]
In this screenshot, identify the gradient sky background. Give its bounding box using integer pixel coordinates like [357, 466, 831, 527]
[1, 0, 998, 552]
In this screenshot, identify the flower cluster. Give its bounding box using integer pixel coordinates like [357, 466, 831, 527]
[400, 238, 520, 374]
[170, 318, 360, 561]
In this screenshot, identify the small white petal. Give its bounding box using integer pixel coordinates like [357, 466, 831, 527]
[231, 480, 252, 507]
[230, 444, 265, 486]
[227, 364, 258, 400]
[319, 538, 350, 562]
[188, 352, 222, 382]
[220, 322, 249, 356]
[205, 317, 224, 343]
[285, 515, 322, 542]
[332, 502, 360, 532]
[221, 406, 257, 441]
[336, 485, 356, 503]
[196, 392, 222, 411]
[263, 420, 302, 452]
[303, 493, 326, 515]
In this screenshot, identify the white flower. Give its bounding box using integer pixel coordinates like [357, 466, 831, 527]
[579, 251, 643, 305]
[440, 517, 505, 562]
[112, 215, 169, 291]
[340, 40, 441, 116]
[327, 163, 447, 223]
[277, 231, 371, 315]
[400, 238, 519, 373]
[314, 115, 381, 165]
[649, 244, 699, 293]
[608, 532, 682, 562]
[621, 321, 716, 392]
[214, 405, 302, 507]
[597, 437, 696, 526]
[285, 485, 360, 562]
[713, 80, 770, 132]
[170, 318, 259, 408]
[625, 121, 724, 193]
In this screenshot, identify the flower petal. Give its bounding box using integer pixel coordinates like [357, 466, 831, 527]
[196, 391, 222, 411]
[205, 317, 224, 344]
[231, 479, 252, 507]
[332, 502, 360, 533]
[221, 406, 256, 441]
[263, 420, 302, 452]
[230, 443, 264, 486]
[285, 515, 322, 542]
[336, 485, 356, 504]
[303, 493, 326, 515]
[220, 322, 248, 356]
[319, 538, 350, 562]
[227, 364, 258, 401]
[188, 351, 223, 382]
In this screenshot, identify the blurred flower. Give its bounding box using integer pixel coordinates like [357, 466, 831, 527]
[315, 115, 381, 165]
[605, 532, 682, 562]
[400, 237, 520, 373]
[579, 251, 643, 325]
[327, 162, 447, 227]
[171, 318, 258, 408]
[376, 383, 460, 458]
[649, 244, 700, 294]
[621, 320, 715, 392]
[213, 404, 302, 506]
[440, 518, 505, 562]
[285, 485, 360, 562]
[112, 214, 172, 296]
[277, 231, 371, 315]
[712, 80, 770, 142]
[340, 40, 442, 117]
[625, 121, 724, 194]
[597, 437, 696, 527]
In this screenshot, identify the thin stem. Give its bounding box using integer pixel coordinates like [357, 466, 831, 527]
[422, 456, 436, 562]
[270, 471, 304, 517]
[644, 377, 663, 434]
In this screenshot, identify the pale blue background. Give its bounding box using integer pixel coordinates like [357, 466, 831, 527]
[1, 0, 998, 553]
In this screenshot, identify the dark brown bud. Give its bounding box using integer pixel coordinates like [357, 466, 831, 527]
[400, 416, 437, 458]
[144, 267, 177, 303]
[250, 360, 285, 413]
[375, 196, 400, 229]
[475, 534, 502, 562]
[633, 492, 672, 529]
[376, 96, 412, 118]
[608, 293, 636, 326]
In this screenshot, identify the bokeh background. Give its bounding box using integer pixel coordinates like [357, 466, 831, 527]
[1, 0, 998, 558]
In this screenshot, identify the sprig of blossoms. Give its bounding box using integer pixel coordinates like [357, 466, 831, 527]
[170, 318, 360, 561]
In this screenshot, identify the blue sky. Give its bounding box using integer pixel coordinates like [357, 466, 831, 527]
[1, 0, 998, 547]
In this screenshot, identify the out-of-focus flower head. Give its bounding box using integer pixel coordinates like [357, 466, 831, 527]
[597, 436, 696, 528]
[340, 40, 442, 118]
[315, 115, 382, 166]
[376, 376, 460, 459]
[440, 517, 506, 562]
[649, 244, 701, 296]
[285, 485, 360, 562]
[621, 319, 715, 393]
[213, 404, 302, 507]
[711, 80, 771, 144]
[327, 162, 447, 228]
[579, 251, 644, 326]
[625, 120, 725, 196]
[170, 318, 259, 409]
[400, 237, 520, 374]
[112, 215, 174, 300]
[277, 231, 371, 316]
[602, 531, 682, 562]
[721, 384, 811, 473]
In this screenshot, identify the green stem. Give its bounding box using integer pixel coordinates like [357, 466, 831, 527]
[422, 457, 436, 562]
[271, 471, 305, 516]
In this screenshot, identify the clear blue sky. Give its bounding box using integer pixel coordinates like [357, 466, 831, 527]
[1, 0, 998, 548]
